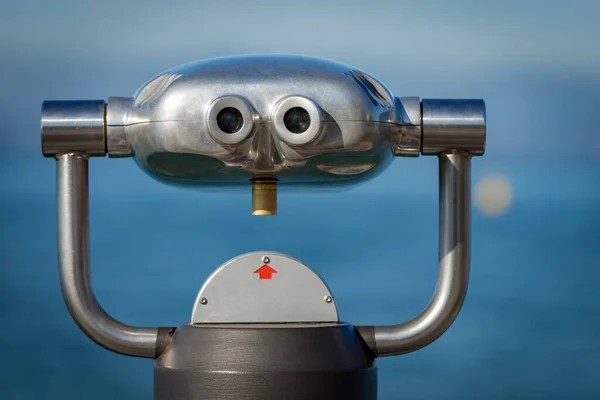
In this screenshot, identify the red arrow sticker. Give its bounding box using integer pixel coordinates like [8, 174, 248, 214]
[254, 264, 278, 280]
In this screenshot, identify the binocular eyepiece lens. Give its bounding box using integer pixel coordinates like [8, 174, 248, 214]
[284, 107, 311, 134]
[217, 107, 244, 134]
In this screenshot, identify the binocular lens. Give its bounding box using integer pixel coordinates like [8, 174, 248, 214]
[284, 107, 311, 134]
[217, 107, 244, 134]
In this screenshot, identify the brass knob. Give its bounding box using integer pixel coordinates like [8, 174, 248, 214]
[251, 178, 277, 216]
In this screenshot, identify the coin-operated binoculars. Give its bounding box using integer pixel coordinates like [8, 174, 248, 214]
[42, 55, 486, 399]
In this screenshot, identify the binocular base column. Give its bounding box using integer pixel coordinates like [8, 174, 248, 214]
[154, 323, 377, 400]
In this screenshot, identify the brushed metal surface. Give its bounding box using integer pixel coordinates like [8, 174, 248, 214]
[191, 252, 339, 324]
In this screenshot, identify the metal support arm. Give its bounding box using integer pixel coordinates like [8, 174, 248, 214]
[359, 99, 484, 357]
[44, 98, 173, 358]
[360, 152, 471, 357]
[57, 153, 172, 358]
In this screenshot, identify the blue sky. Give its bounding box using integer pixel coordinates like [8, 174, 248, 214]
[2, 0, 599, 74]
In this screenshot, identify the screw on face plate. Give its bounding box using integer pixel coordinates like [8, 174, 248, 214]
[325, 296, 333, 303]
[262, 256, 270, 264]
[200, 297, 208, 305]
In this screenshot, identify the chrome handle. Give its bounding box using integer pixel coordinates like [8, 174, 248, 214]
[359, 99, 485, 357]
[45, 101, 172, 358]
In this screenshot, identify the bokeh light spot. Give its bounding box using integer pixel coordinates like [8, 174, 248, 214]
[475, 174, 514, 217]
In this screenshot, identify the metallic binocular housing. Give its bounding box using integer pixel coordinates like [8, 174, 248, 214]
[41, 55, 485, 188]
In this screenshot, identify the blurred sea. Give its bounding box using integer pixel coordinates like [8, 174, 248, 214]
[1, 155, 598, 399]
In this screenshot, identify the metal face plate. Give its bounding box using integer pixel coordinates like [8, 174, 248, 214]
[121, 55, 400, 186]
[191, 252, 339, 324]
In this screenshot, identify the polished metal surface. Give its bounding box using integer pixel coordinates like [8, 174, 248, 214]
[191, 252, 339, 324]
[370, 152, 471, 356]
[42, 57, 486, 191]
[106, 97, 133, 157]
[41, 100, 106, 157]
[390, 97, 421, 156]
[421, 99, 486, 155]
[57, 153, 160, 357]
[115, 55, 404, 187]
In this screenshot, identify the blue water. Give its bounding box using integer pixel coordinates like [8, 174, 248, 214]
[1, 156, 599, 399]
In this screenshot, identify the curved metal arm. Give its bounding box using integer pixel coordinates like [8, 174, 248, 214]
[359, 152, 471, 357]
[57, 152, 171, 358]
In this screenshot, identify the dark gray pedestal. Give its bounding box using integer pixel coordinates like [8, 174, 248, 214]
[155, 323, 377, 400]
